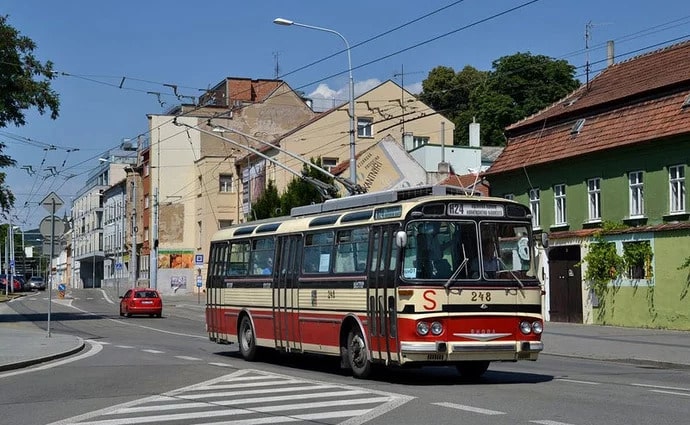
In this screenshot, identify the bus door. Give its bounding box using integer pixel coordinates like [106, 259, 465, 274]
[273, 235, 302, 352]
[367, 225, 400, 364]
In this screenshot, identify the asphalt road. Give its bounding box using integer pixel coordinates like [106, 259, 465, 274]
[1, 290, 689, 425]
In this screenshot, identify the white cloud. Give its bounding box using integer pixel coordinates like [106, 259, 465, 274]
[405, 81, 423, 95]
[308, 78, 382, 112]
[306, 78, 423, 112]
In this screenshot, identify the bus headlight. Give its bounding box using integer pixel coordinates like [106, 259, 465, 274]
[417, 321, 430, 336]
[430, 321, 443, 335]
[532, 321, 543, 334]
[519, 321, 532, 335]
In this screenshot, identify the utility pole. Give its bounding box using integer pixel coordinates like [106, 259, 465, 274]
[130, 178, 137, 288]
[150, 187, 158, 290]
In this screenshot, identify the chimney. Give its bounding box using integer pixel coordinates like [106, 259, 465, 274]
[469, 118, 480, 147]
[607, 40, 615, 67]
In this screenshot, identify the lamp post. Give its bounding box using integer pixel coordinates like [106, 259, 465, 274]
[273, 17, 357, 186]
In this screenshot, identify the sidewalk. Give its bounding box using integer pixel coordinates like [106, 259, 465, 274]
[2, 291, 690, 372]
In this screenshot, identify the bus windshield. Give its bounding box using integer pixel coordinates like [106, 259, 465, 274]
[403, 220, 533, 282]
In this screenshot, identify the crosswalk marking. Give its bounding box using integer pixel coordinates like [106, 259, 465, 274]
[48, 369, 413, 425]
[433, 402, 505, 415]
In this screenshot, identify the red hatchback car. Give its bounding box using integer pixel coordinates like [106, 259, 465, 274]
[119, 288, 163, 318]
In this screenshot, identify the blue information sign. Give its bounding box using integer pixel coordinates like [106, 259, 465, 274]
[195, 254, 204, 265]
[196, 276, 203, 287]
[115, 262, 123, 270]
[57, 284, 66, 291]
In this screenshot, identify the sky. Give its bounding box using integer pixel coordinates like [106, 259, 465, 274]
[2, 0, 689, 230]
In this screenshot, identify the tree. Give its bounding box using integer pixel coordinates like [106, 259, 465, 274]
[251, 180, 281, 220]
[280, 158, 337, 216]
[0, 15, 60, 215]
[419, 53, 579, 146]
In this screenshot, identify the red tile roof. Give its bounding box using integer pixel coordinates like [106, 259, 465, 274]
[438, 173, 490, 196]
[508, 40, 690, 132]
[487, 90, 690, 174]
[486, 40, 690, 175]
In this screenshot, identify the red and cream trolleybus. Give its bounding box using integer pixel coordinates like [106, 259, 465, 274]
[205, 185, 544, 379]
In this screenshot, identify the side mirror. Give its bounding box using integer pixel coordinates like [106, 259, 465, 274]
[395, 230, 408, 248]
[540, 232, 549, 249]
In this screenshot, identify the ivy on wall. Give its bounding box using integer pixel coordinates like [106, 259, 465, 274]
[581, 221, 655, 300]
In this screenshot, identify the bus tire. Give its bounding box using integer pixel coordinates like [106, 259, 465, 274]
[456, 361, 490, 379]
[238, 316, 258, 361]
[347, 327, 371, 379]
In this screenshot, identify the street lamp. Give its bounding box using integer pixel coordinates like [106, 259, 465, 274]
[273, 17, 357, 186]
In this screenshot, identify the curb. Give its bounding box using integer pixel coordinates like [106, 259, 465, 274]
[0, 338, 86, 372]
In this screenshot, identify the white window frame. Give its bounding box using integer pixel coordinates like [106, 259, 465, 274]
[669, 164, 686, 213]
[554, 184, 567, 225]
[587, 178, 601, 221]
[629, 171, 644, 217]
[219, 174, 233, 193]
[529, 188, 540, 229]
[322, 157, 338, 172]
[357, 117, 373, 138]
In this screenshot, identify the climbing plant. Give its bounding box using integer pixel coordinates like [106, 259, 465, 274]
[622, 240, 653, 279]
[582, 233, 624, 299]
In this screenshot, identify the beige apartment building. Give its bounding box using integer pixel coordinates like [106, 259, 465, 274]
[140, 78, 316, 293]
[238, 79, 456, 207]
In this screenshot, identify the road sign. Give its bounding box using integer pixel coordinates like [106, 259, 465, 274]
[57, 284, 66, 291]
[195, 254, 204, 265]
[42, 237, 63, 255]
[41, 191, 64, 213]
[115, 262, 123, 270]
[196, 275, 203, 287]
[9, 260, 14, 267]
[39, 215, 66, 238]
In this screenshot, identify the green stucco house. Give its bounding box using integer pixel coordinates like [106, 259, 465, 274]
[484, 41, 690, 330]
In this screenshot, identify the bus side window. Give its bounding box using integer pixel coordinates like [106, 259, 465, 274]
[303, 230, 333, 274]
[226, 240, 250, 276]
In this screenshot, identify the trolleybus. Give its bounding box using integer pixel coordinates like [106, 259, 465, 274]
[205, 185, 544, 379]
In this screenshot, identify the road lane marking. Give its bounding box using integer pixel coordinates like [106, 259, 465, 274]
[208, 362, 234, 367]
[556, 378, 600, 385]
[174, 356, 201, 361]
[649, 389, 690, 397]
[141, 349, 165, 354]
[632, 383, 690, 392]
[531, 421, 577, 425]
[47, 369, 413, 425]
[433, 402, 505, 415]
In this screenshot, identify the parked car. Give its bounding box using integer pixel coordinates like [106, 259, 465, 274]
[28, 276, 47, 291]
[0, 277, 24, 293]
[119, 288, 163, 318]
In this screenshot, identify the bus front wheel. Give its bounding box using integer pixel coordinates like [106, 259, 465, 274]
[347, 327, 371, 379]
[238, 316, 258, 361]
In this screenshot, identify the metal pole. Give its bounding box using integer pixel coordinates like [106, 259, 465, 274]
[9, 216, 14, 294]
[48, 199, 56, 337]
[131, 178, 137, 288]
[273, 18, 357, 186]
[150, 187, 158, 290]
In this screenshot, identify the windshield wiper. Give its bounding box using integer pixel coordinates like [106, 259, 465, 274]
[444, 244, 468, 289]
[496, 256, 524, 288]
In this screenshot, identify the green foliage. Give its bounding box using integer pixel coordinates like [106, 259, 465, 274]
[622, 241, 653, 279]
[248, 158, 338, 222]
[0, 15, 61, 215]
[419, 52, 579, 146]
[601, 220, 628, 232]
[582, 234, 624, 298]
[250, 180, 281, 220]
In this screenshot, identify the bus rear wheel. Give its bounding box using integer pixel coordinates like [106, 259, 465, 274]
[456, 361, 490, 379]
[238, 316, 258, 361]
[347, 327, 371, 379]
